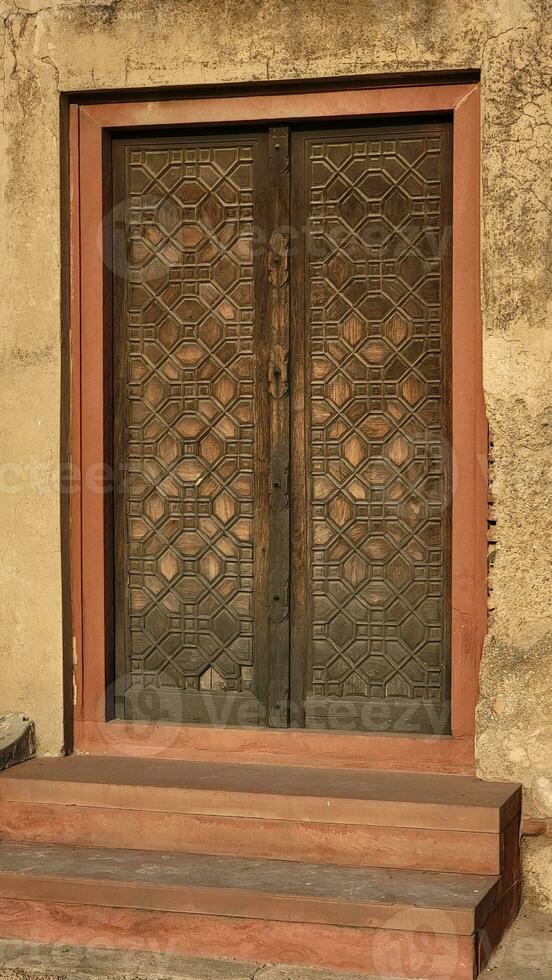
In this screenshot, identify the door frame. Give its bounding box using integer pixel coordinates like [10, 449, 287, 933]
[68, 77, 485, 773]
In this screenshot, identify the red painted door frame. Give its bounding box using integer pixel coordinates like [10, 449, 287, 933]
[69, 78, 486, 773]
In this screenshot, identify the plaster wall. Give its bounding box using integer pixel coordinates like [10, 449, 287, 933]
[0, 0, 551, 903]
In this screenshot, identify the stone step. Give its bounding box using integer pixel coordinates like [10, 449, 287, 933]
[0, 756, 521, 875]
[0, 841, 519, 979]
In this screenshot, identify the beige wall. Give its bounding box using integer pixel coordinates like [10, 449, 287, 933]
[1, 0, 551, 904]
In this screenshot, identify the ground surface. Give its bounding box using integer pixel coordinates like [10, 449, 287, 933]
[0, 907, 548, 980]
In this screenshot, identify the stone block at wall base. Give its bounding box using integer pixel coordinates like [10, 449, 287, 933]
[0, 716, 36, 773]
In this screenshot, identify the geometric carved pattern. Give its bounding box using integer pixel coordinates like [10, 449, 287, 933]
[121, 141, 256, 699]
[306, 133, 449, 709]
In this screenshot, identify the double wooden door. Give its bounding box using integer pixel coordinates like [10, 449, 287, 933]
[112, 119, 452, 733]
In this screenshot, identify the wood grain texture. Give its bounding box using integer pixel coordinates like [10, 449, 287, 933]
[111, 133, 271, 725]
[291, 122, 452, 734]
[266, 126, 291, 727]
[110, 120, 453, 734]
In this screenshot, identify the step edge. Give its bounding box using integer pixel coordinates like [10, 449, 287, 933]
[0, 782, 513, 832]
[0, 797, 507, 840]
[0, 870, 499, 936]
[0, 760, 522, 800]
[0, 805, 503, 876]
[0, 896, 484, 978]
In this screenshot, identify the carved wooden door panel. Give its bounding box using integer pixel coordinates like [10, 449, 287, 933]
[112, 131, 277, 725]
[290, 123, 452, 734]
[111, 120, 452, 732]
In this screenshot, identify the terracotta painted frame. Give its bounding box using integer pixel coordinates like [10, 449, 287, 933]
[69, 79, 485, 773]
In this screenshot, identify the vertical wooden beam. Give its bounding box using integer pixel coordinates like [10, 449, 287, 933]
[289, 129, 308, 729]
[267, 126, 291, 727]
[78, 107, 108, 727]
[68, 103, 83, 731]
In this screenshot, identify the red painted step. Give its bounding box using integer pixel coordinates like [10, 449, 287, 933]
[0, 756, 521, 876]
[0, 756, 522, 977]
[0, 841, 519, 979]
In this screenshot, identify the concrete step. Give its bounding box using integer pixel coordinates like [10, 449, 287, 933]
[0, 841, 519, 979]
[0, 756, 521, 876]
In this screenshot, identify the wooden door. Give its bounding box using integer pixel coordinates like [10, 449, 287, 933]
[113, 130, 279, 726]
[111, 120, 452, 733]
[290, 123, 452, 734]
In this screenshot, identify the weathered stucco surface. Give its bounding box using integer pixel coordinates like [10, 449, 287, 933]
[0, 0, 551, 902]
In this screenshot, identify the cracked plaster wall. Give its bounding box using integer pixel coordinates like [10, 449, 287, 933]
[0, 0, 551, 905]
